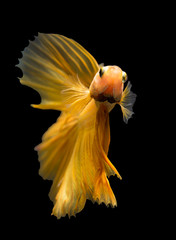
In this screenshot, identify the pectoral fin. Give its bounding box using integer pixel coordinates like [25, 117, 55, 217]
[119, 82, 137, 123]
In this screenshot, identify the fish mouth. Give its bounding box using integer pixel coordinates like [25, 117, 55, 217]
[106, 96, 117, 103]
[92, 93, 118, 103]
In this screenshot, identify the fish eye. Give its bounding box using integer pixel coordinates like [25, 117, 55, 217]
[99, 67, 105, 77]
[122, 71, 128, 83]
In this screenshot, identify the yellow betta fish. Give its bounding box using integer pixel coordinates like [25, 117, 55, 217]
[17, 33, 136, 219]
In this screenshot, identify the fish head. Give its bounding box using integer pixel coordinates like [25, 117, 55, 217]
[90, 65, 128, 103]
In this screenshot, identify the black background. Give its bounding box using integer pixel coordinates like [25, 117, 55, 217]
[5, 4, 162, 238]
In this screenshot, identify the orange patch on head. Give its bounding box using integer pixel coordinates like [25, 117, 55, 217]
[90, 66, 124, 103]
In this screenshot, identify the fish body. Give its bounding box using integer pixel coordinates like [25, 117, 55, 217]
[17, 33, 136, 219]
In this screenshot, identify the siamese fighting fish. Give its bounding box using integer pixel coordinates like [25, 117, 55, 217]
[17, 33, 136, 219]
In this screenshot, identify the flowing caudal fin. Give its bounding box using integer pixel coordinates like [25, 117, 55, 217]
[35, 99, 121, 218]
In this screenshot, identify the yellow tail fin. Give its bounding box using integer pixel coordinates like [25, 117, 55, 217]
[35, 99, 121, 218]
